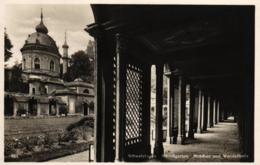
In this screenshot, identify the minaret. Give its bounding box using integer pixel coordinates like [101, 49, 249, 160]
[62, 31, 69, 75]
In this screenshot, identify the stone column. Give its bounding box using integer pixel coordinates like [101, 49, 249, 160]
[13, 101, 18, 117]
[200, 93, 204, 132]
[56, 104, 60, 116]
[37, 102, 41, 116]
[188, 85, 195, 139]
[210, 98, 214, 127]
[216, 101, 219, 124]
[166, 76, 173, 144]
[177, 76, 186, 144]
[153, 63, 164, 159]
[197, 90, 202, 133]
[213, 99, 216, 126]
[68, 96, 76, 114]
[194, 92, 199, 132]
[172, 76, 179, 144]
[207, 96, 211, 128]
[220, 101, 224, 122]
[219, 101, 221, 123]
[202, 95, 208, 131]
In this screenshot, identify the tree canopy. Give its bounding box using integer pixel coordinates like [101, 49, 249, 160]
[5, 63, 29, 93]
[4, 30, 13, 62]
[63, 50, 94, 82]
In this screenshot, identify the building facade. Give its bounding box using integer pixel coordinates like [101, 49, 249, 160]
[4, 11, 94, 117]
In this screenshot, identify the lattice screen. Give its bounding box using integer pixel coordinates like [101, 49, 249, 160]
[125, 64, 144, 146]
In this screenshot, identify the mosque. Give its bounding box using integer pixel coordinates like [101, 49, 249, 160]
[4, 10, 94, 117]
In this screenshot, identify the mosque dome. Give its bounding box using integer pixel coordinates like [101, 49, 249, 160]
[21, 9, 60, 56]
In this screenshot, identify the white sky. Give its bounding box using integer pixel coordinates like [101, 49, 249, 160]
[4, 4, 94, 67]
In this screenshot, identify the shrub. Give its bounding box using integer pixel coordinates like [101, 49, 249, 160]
[4, 139, 16, 156]
[60, 117, 94, 142]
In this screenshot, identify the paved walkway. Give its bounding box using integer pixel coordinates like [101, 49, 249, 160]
[48, 150, 90, 162]
[158, 121, 241, 162]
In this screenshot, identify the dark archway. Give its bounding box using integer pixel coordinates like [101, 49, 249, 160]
[4, 95, 14, 116]
[83, 102, 89, 116]
[49, 99, 57, 115]
[29, 98, 37, 116]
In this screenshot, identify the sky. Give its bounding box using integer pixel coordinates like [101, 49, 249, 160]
[4, 4, 94, 67]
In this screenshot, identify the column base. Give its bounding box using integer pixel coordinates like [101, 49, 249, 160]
[188, 131, 194, 139]
[146, 144, 152, 156]
[197, 128, 203, 134]
[172, 136, 177, 144]
[194, 127, 198, 133]
[177, 135, 185, 145]
[166, 136, 173, 144]
[153, 142, 164, 159]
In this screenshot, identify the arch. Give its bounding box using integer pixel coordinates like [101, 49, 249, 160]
[4, 95, 14, 116]
[29, 98, 37, 116]
[49, 99, 57, 115]
[83, 102, 89, 116]
[34, 58, 40, 69]
[32, 88, 36, 94]
[83, 89, 90, 94]
[23, 58, 26, 69]
[50, 60, 54, 71]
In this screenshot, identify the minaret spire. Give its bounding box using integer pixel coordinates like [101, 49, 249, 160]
[41, 8, 43, 22]
[62, 31, 69, 75]
[63, 31, 69, 48]
[64, 31, 67, 45]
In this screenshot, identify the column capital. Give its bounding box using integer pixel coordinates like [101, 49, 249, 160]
[116, 33, 129, 55]
[172, 68, 184, 77]
[85, 23, 105, 38]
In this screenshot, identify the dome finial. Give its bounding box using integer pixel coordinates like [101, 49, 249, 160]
[41, 8, 43, 22]
[35, 8, 48, 34]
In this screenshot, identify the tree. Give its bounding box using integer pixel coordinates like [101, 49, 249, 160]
[4, 30, 13, 62]
[63, 50, 94, 82]
[5, 63, 29, 93]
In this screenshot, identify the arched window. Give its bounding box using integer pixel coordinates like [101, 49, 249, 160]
[50, 60, 54, 71]
[23, 58, 26, 69]
[44, 87, 47, 94]
[83, 89, 89, 94]
[34, 58, 40, 69]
